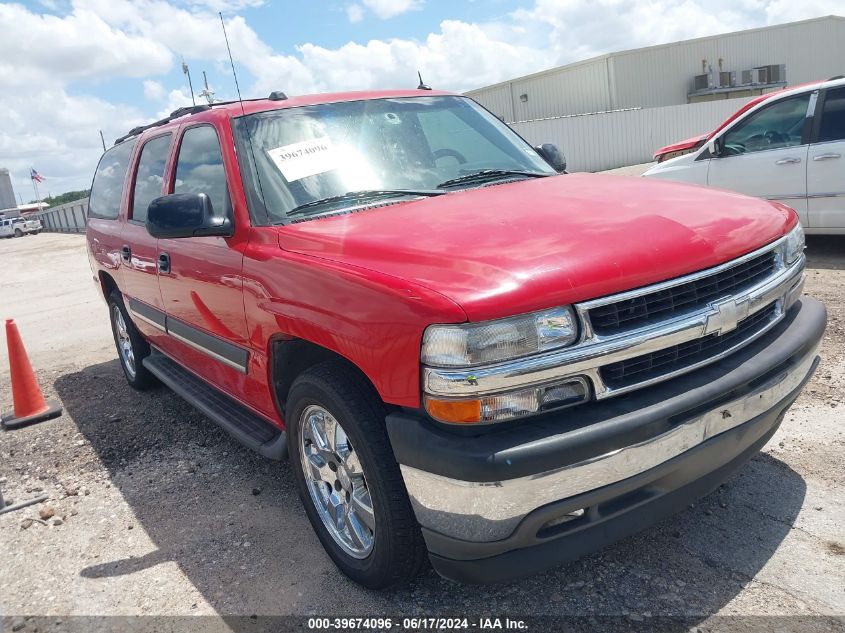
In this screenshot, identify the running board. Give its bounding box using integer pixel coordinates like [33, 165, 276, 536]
[143, 350, 287, 460]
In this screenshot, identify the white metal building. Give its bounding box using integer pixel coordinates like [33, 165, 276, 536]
[466, 16, 845, 124]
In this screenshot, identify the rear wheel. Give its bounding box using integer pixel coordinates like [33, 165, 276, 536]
[14, 228, 22, 237]
[108, 290, 156, 389]
[287, 361, 427, 589]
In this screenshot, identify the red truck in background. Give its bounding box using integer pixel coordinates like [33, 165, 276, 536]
[86, 89, 824, 588]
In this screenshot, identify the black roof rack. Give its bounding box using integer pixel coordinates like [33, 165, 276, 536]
[114, 104, 211, 145]
[113, 91, 290, 145]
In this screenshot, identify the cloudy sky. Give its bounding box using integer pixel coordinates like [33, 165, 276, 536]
[0, 0, 841, 198]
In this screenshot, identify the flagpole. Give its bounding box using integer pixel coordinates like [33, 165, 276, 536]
[31, 170, 41, 210]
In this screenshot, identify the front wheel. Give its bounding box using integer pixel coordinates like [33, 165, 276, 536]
[108, 290, 156, 389]
[287, 361, 427, 589]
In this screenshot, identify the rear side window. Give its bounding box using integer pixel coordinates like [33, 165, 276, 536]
[132, 134, 172, 223]
[88, 140, 136, 220]
[173, 126, 229, 216]
[818, 87, 845, 143]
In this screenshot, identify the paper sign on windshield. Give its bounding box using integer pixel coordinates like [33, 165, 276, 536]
[266, 137, 340, 182]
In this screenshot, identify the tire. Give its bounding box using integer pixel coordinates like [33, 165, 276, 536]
[108, 290, 156, 390]
[14, 228, 22, 237]
[286, 361, 427, 589]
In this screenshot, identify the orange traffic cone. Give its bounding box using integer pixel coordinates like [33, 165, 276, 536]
[1, 319, 62, 430]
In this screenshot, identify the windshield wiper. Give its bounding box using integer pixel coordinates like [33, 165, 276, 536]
[436, 169, 550, 189]
[287, 189, 446, 217]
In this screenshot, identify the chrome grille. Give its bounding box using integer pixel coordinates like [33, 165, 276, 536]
[588, 250, 777, 335]
[600, 303, 778, 389]
[423, 235, 804, 405]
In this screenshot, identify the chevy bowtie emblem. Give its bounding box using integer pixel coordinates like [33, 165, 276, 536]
[704, 297, 749, 335]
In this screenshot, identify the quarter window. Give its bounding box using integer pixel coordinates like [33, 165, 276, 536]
[818, 87, 845, 143]
[88, 139, 136, 220]
[173, 126, 229, 215]
[720, 94, 811, 156]
[132, 135, 172, 223]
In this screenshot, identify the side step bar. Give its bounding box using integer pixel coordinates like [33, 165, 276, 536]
[143, 350, 287, 460]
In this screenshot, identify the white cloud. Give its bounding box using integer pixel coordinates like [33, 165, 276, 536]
[361, 0, 423, 19]
[292, 20, 547, 93]
[156, 88, 197, 118]
[0, 86, 145, 198]
[346, 3, 364, 23]
[143, 79, 166, 101]
[182, 0, 265, 9]
[764, 0, 844, 23]
[512, 0, 842, 65]
[0, 2, 171, 84]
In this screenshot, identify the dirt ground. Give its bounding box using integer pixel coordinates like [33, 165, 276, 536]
[0, 230, 843, 630]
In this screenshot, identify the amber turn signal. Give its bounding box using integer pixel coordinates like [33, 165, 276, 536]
[424, 397, 482, 424]
[424, 377, 589, 424]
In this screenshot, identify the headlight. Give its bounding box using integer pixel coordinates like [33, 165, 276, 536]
[784, 222, 805, 265]
[421, 307, 578, 367]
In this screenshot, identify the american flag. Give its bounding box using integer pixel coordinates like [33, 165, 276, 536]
[30, 168, 44, 183]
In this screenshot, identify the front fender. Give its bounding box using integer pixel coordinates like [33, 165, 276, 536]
[243, 229, 467, 409]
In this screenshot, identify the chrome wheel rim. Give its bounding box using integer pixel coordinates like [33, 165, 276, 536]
[113, 305, 136, 379]
[298, 405, 375, 558]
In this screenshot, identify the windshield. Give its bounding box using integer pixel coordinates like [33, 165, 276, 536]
[233, 96, 555, 223]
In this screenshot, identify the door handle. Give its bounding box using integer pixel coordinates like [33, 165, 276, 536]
[813, 153, 841, 161]
[157, 252, 171, 274]
[121, 245, 131, 262]
[775, 157, 801, 165]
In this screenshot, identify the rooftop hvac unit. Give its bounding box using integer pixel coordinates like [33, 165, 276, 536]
[719, 71, 737, 88]
[741, 68, 766, 85]
[693, 74, 710, 91]
[760, 64, 786, 83]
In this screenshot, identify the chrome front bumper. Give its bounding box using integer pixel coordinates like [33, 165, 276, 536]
[400, 332, 820, 543]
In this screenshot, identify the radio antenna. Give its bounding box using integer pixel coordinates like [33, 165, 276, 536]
[417, 70, 432, 91]
[219, 11, 269, 218]
[220, 12, 245, 116]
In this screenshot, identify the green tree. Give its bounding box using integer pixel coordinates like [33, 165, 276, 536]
[40, 189, 91, 208]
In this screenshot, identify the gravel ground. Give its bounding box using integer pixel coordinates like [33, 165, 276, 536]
[0, 231, 843, 630]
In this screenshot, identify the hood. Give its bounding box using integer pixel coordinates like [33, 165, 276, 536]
[277, 174, 793, 322]
[653, 133, 709, 160]
[642, 150, 697, 175]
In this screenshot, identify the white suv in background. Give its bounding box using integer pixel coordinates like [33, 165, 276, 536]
[644, 77, 845, 235]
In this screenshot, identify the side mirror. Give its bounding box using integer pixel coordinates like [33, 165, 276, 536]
[146, 193, 232, 239]
[535, 143, 567, 173]
[707, 137, 721, 157]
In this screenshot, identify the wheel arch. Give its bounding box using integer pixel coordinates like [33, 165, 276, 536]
[98, 270, 119, 302]
[269, 336, 390, 420]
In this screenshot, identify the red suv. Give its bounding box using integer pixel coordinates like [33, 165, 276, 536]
[86, 89, 825, 588]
